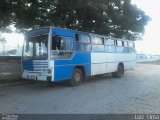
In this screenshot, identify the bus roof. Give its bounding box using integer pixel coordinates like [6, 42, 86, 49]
[25, 26, 134, 42]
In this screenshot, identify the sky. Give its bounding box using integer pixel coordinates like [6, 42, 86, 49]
[132, 0, 160, 55]
[1, 0, 160, 55]
[2, 25, 24, 50]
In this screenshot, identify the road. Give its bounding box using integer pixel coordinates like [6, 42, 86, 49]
[0, 63, 160, 114]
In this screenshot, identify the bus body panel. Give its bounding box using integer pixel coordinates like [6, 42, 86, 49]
[54, 52, 91, 81]
[91, 53, 117, 75]
[91, 52, 136, 75]
[52, 28, 75, 37]
[52, 27, 91, 81]
[22, 60, 34, 71]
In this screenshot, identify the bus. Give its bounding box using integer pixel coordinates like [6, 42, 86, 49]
[22, 26, 136, 86]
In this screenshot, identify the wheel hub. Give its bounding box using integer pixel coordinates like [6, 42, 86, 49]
[75, 73, 80, 82]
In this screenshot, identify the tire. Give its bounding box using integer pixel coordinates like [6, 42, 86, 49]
[70, 68, 83, 86]
[112, 64, 124, 78]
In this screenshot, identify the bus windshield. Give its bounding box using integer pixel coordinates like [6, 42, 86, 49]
[23, 35, 48, 60]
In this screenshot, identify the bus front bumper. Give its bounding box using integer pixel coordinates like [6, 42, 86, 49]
[22, 73, 51, 82]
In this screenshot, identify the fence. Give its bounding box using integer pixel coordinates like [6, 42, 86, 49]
[136, 54, 160, 63]
[0, 56, 22, 83]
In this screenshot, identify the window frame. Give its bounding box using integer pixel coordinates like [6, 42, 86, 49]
[76, 33, 91, 52]
[91, 36, 104, 45]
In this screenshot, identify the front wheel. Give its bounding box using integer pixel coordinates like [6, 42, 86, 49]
[112, 64, 124, 78]
[70, 68, 83, 86]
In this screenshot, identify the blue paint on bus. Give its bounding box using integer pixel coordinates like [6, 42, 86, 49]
[54, 52, 91, 81]
[22, 60, 34, 71]
[51, 27, 91, 81]
[52, 28, 75, 37]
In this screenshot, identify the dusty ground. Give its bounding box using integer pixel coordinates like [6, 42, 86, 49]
[140, 60, 160, 65]
[0, 63, 160, 114]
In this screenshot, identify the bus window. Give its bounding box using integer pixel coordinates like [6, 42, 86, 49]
[91, 36, 105, 52]
[76, 34, 91, 51]
[117, 40, 123, 46]
[128, 42, 135, 53]
[75, 34, 79, 41]
[23, 35, 48, 60]
[129, 42, 134, 48]
[24, 40, 34, 58]
[124, 41, 128, 47]
[78, 34, 90, 43]
[92, 45, 106, 52]
[116, 40, 124, 53]
[91, 36, 104, 44]
[123, 41, 129, 53]
[61, 37, 73, 51]
[105, 38, 116, 52]
[51, 36, 73, 59]
[52, 36, 61, 50]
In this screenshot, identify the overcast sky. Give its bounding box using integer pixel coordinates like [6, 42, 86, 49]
[132, 0, 160, 55]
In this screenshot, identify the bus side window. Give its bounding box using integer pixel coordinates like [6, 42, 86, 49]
[75, 34, 79, 41]
[124, 41, 129, 53]
[106, 38, 115, 53]
[51, 36, 73, 59]
[116, 40, 124, 53]
[91, 36, 105, 52]
[77, 34, 91, 51]
[52, 36, 61, 50]
[61, 37, 73, 51]
[128, 42, 135, 53]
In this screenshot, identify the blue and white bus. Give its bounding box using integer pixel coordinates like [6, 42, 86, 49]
[22, 27, 136, 86]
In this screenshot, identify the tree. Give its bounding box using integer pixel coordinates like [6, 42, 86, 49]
[0, 0, 150, 40]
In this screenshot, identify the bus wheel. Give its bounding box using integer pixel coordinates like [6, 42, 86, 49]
[112, 64, 124, 78]
[70, 68, 83, 86]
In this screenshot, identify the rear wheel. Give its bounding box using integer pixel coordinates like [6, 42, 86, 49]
[70, 68, 83, 86]
[112, 64, 124, 78]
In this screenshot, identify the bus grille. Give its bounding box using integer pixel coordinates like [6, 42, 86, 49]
[23, 60, 48, 74]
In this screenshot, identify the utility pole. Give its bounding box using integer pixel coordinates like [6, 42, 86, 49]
[0, 34, 7, 56]
[2, 45, 6, 56]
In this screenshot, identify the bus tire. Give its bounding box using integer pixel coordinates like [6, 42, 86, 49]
[112, 64, 124, 78]
[70, 68, 83, 86]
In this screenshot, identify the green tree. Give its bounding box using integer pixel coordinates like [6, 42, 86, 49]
[0, 0, 150, 40]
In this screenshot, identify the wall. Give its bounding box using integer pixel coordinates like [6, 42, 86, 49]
[0, 56, 22, 83]
[136, 54, 160, 63]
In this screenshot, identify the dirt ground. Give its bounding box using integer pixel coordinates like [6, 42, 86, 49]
[0, 63, 160, 114]
[140, 60, 160, 65]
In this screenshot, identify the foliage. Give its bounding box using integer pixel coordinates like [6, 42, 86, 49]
[0, 0, 151, 40]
